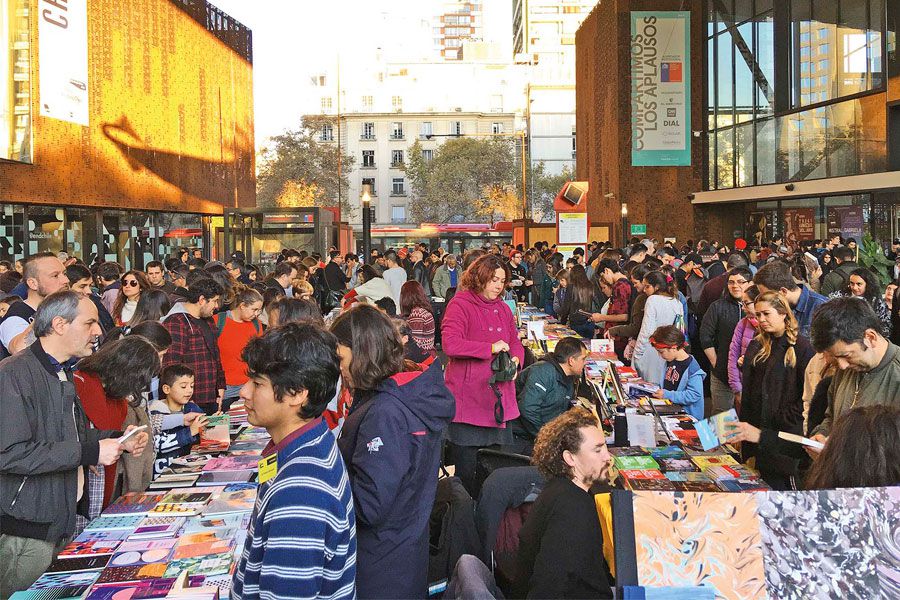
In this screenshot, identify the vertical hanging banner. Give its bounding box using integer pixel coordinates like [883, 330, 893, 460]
[38, 0, 89, 126]
[631, 11, 690, 166]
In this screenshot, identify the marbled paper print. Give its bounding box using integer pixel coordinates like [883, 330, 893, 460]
[866, 487, 899, 599]
[757, 488, 884, 599]
[632, 491, 767, 600]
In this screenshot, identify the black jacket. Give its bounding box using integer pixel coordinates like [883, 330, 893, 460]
[411, 261, 433, 297]
[740, 335, 815, 490]
[699, 292, 743, 383]
[324, 261, 349, 292]
[557, 287, 605, 330]
[0, 342, 120, 542]
[513, 477, 613, 599]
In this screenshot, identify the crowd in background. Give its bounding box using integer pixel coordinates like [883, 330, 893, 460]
[0, 232, 898, 600]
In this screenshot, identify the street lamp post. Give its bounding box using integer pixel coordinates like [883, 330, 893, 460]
[621, 203, 629, 248]
[362, 187, 372, 261]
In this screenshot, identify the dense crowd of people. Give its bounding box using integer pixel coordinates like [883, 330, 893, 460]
[0, 233, 898, 599]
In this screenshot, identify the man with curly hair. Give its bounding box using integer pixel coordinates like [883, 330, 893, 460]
[512, 407, 614, 599]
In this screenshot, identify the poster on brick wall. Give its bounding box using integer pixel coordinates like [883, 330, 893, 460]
[38, 0, 89, 126]
[630, 11, 691, 167]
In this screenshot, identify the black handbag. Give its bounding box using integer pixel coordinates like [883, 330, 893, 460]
[489, 351, 517, 424]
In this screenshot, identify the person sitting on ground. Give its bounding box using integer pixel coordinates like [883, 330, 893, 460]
[805, 404, 900, 489]
[512, 337, 588, 451]
[650, 325, 706, 421]
[149, 364, 206, 477]
[513, 407, 614, 599]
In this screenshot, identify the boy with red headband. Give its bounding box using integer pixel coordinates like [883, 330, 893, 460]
[650, 325, 706, 420]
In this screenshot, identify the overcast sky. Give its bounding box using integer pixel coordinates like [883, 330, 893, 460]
[210, 0, 443, 150]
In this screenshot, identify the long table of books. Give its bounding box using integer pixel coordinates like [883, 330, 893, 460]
[13, 407, 264, 600]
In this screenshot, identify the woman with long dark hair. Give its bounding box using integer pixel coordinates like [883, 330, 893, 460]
[332, 305, 454, 599]
[399, 280, 435, 354]
[828, 267, 892, 337]
[805, 405, 900, 489]
[442, 254, 525, 495]
[75, 336, 161, 514]
[725, 291, 815, 490]
[557, 264, 601, 339]
[631, 270, 685, 384]
[112, 270, 151, 326]
[129, 288, 172, 326]
[216, 286, 263, 410]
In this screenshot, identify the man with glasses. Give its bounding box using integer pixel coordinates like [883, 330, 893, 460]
[508, 251, 532, 303]
[699, 267, 753, 414]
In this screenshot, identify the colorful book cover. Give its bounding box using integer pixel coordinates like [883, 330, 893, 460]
[11, 587, 92, 600]
[657, 458, 701, 473]
[159, 492, 214, 505]
[619, 469, 667, 480]
[163, 553, 233, 578]
[59, 539, 122, 557]
[187, 574, 232, 596]
[45, 555, 111, 573]
[626, 478, 676, 491]
[202, 490, 256, 515]
[705, 464, 759, 480]
[182, 514, 245, 533]
[647, 445, 687, 459]
[147, 474, 200, 489]
[73, 529, 132, 544]
[610, 446, 651, 457]
[691, 454, 740, 470]
[129, 516, 186, 539]
[84, 578, 177, 600]
[202, 456, 259, 472]
[693, 409, 739, 451]
[83, 515, 143, 531]
[108, 542, 176, 569]
[196, 470, 254, 485]
[672, 481, 723, 492]
[222, 482, 257, 492]
[104, 493, 166, 516]
[147, 503, 203, 517]
[614, 455, 661, 471]
[172, 532, 235, 560]
[199, 416, 231, 452]
[665, 472, 714, 483]
[716, 478, 770, 492]
[92, 562, 169, 585]
[29, 571, 101, 590]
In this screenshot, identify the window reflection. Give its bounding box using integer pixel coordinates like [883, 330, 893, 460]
[1, 0, 32, 162]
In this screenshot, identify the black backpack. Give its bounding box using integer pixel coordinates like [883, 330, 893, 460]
[428, 477, 480, 595]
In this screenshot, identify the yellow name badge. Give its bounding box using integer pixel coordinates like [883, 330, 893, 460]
[258, 454, 278, 484]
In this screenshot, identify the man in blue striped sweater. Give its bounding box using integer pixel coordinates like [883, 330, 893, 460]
[232, 323, 356, 600]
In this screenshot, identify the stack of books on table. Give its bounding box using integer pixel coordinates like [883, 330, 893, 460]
[611, 445, 770, 493]
[9, 419, 270, 600]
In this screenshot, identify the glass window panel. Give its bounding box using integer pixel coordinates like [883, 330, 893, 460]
[708, 36, 717, 130]
[823, 195, 868, 244]
[0, 203, 25, 262]
[716, 126, 736, 189]
[708, 131, 717, 189]
[745, 201, 779, 245]
[735, 121, 755, 186]
[28, 206, 64, 256]
[733, 0, 754, 24]
[756, 118, 777, 184]
[65, 208, 100, 263]
[717, 30, 735, 118]
[735, 21, 755, 122]
[1, 0, 33, 163]
[791, 0, 812, 107]
[157, 213, 203, 263]
[755, 11, 775, 117]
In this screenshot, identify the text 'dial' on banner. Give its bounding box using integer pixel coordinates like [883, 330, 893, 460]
[38, 0, 89, 126]
[630, 11, 690, 167]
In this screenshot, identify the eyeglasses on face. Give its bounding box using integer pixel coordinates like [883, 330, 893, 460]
[123, 279, 140, 287]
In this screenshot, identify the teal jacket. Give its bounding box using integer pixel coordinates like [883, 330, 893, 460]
[514, 360, 576, 441]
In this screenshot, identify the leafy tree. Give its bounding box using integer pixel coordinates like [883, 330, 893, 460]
[529, 162, 574, 223]
[406, 137, 521, 225]
[256, 116, 355, 217]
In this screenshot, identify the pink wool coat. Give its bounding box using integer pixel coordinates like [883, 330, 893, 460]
[441, 289, 525, 428]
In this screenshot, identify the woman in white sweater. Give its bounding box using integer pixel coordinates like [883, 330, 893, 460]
[343, 264, 397, 313]
[632, 270, 685, 384]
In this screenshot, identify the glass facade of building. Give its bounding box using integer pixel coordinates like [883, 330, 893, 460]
[706, 0, 888, 190]
[1, 0, 32, 162]
[0, 204, 209, 269]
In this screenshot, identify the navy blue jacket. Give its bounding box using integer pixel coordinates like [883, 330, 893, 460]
[338, 361, 455, 599]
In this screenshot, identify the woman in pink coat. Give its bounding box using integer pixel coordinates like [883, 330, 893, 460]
[442, 254, 525, 495]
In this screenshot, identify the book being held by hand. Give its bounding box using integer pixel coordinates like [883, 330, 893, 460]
[777, 431, 825, 450]
[693, 409, 739, 451]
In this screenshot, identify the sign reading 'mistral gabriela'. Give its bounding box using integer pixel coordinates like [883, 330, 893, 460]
[630, 11, 690, 167]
